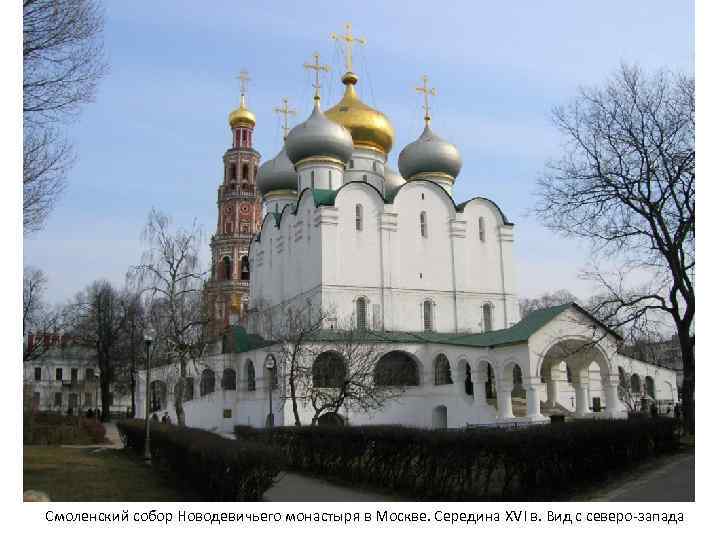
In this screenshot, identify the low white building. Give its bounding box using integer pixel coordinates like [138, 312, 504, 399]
[23, 336, 132, 416]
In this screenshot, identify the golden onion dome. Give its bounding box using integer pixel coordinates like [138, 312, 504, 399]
[325, 72, 394, 155]
[228, 95, 256, 128]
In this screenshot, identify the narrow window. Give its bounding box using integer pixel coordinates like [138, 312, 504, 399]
[483, 303, 493, 332]
[349, 159, 354, 169]
[423, 300, 433, 331]
[240, 255, 250, 280]
[71, 368, 78, 383]
[355, 204, 363, 231]
[85, 368, 94, 380]
[222, 256, 232, 280]
[34, 367, 41, 381]
[362, 174, 367, 182]
[54, 392, 62, 407]
[356, 297, 368, 331]
[372, 161, 378, 172]
[310, 170, 315, 189]
[328, 169, 332, 187]
[230, 163, 237, 180]
[478, 217, 485, 242]
[242, 163, 249, 180]
[55, 368, 63, 381]
[420, 211, 427, 238]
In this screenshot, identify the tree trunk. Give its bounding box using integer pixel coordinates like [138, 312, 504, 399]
[175, 360, 187, 427]
[99, 375, 111, 422]
[129, 359, 136, 418]
[678, 326, 694, 435]
[289, 356, 302, 426]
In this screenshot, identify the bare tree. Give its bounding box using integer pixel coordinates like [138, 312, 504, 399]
[535, 64, 694, 432]
[114, 289, 145, 418]
[23, 0, 107, 233]
[304, 326, 404, 426]
[130, 209, 208, 426]
[519, 289, 579, 319]
[262, 304, 405, 426]
[23, 266, 65, 362]
[67, 280, 127, 421]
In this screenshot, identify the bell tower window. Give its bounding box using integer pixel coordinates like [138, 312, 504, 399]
[230, 163, 237, 181]
[242, 163, 249, 180]
[222, 256, 232, 280]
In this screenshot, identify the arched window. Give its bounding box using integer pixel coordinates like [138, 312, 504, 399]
[478, 217, 485, 242]
[242, 163, 249, 179]
[230, 163, 237, 180]
[356, 297, 368, 331]
[566, 364, 572, 383]
[374, 351, 419, 386]
[150, 381, 167, 412]
[240, 255, 250, 280]
[312, 351, 346, 388]
[630, 373, 641, 393]
[420, 211, 427, 238]
[645, 376, 655, 399]
[482, 303, 493, 332]
[265, 355, 278, 390]
[433, 354, 452, 385]
[200, 369, 215, 397]
[423, 300, 433, 332]
[355, 204, 363, 231]
[464, 364, 474, 396]
[485, 364, 496, 399]
[222, 368, 237, 391]
[513, 365, 523, 388]
[310, 170, 315, 189]
[246, 361, 256, 391]
[618, 366, 627, 385]
[349, 159, 354, 169]
[222, 256, 232, 280]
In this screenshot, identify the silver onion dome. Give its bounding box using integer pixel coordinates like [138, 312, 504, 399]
[383, 167, 406, 195]
[398, 124, 462, 181]
[285, 100, 353, 165]
[256, 146, 297, 196]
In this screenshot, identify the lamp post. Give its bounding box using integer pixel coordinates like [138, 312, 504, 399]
[143, 327, 155, 464]
[264, 355, 276, 428]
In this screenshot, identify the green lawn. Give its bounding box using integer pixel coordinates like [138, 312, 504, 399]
[23, 446, 200, 502]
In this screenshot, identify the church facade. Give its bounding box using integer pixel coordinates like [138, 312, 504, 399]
[137, 26, 678, 431]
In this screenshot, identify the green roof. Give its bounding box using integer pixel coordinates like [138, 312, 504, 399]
[307, 303, 576, 349]
[227, 326, 274, 353]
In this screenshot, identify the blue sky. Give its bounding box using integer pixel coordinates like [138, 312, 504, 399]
[23, 0, 694, 306]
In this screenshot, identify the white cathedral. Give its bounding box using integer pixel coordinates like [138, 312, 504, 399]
[138, 27, 678, 431]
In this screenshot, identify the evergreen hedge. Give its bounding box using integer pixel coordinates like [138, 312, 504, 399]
[24, 412, 106, 445]
[234, 418, 680, 500]
[117, 420, 283, 501]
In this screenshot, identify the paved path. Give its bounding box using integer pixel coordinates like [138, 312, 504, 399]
[264, 472, 400, 502]
[593, 453, 694, 502]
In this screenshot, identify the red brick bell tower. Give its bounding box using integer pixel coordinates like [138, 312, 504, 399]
[205, 72, 263, 336]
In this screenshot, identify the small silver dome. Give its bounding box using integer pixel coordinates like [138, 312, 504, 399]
[256, 146, 297, 196]
[398, 125, 462, 181]
[285, 100, 353, 165]
[383, 167, 406, 195]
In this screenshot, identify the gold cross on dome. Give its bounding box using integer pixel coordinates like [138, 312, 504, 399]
[331, 23, 366, 73]
[273, 98, 296, 139]
[303, 52, 330, 101]
[416, 75, 437, 126]
[236, 70, 251, 105]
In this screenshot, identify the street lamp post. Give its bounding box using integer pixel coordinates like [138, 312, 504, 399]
[264, 355, 276, 428]
[143, 327, 155, 464]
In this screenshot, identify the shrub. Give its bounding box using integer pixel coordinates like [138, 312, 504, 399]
[117, 420, 283, 501]
[23, 413, 106, 445]
[234, 418, 680, 500]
